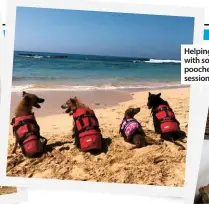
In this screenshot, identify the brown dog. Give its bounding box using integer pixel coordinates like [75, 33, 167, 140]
[119, 107, 161, 150]
[195, 185, 209, 203]
[11, 91, 47, 158]
[61, 97, 103, 153]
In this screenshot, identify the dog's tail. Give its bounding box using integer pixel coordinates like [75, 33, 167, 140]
[173, 140, 186, 150]
[129, 145, 138, 150]
[129, 142, 141, 150]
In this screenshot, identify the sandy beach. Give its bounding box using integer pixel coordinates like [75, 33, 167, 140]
[7, 87, 189, 186]
[0, 187, 17, 195]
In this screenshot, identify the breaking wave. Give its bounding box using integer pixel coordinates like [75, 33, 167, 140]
[16, 53, 180, 64]
[12, 82, 186, 92]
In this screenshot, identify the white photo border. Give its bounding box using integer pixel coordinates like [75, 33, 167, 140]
[0, 0, 206, 199]
[0, 187, 27, 203]
[0, 13, 3, 98]
[0, 9, 27, 204]
[184, 84, 209, 204]
[193, 140, 209, 200]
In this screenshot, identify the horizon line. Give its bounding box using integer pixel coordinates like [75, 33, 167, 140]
[14, 50, 180, 61]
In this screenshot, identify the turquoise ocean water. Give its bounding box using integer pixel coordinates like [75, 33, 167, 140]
[12, 51, 183, 92]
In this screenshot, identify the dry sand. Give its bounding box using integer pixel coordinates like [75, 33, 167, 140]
[7, 87, 189, 186]
[0, 187, 17, 195]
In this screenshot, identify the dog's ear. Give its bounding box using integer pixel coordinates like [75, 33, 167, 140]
[157, 93, 161, 97]
[73, 96, 79, 102]
[70, 98, 77, 105]
[22, 91, 27, 97]
[23, 95, 30, 102]
[199, 187, 205, 194]
[148, 92, 151, 96]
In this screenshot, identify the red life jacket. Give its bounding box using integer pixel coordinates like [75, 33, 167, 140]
[73, 107, 102, 151]
[153, 105, 179, 134]
[10, 114, 44, 157]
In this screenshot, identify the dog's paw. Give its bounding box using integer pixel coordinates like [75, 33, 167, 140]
[156, 141, 162, 145]
[72, 139, 76, 145]
[157, 139, 164, 145]
[178, 146, 185, 151]
[180, 138, 187, 143]
[129, 146, 136, 150]
[45, 151, 53, 157]
[202, 193, 209, 203]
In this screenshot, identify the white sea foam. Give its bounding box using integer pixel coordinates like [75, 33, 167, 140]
[12, 83, 187, 92]
[12, 84, 35, 91]
[145, 59, 181, 63]
[34, 56, 43, 59]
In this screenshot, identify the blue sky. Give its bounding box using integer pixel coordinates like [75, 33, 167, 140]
[14, 7, 194, 59]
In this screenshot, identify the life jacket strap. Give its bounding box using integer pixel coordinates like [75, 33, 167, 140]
[120, 118, 141, 138]
[18, 131, 39, 146]
[74, 113, 100, 134]
[153, 106, 172, 115]
[121, 118, 141, 128]
[12, 118, 40, 146]
[74, 113, 95, 121]
[77, 126, 100, 134]
[159, 116, 176, 123]
[13, 118, 39, 132]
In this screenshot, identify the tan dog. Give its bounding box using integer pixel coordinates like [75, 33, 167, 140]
[11, 91, 47, 158]
[61, 97, 103, 153]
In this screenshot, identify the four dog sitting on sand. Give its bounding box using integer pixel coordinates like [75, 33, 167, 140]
[10, 91, 187, 158]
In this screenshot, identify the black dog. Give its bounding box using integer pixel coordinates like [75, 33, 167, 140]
[119, 107, 160, 150]
[147, 92, 186, 150]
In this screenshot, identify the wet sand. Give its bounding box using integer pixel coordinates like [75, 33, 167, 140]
[10, 90, 133, 118]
